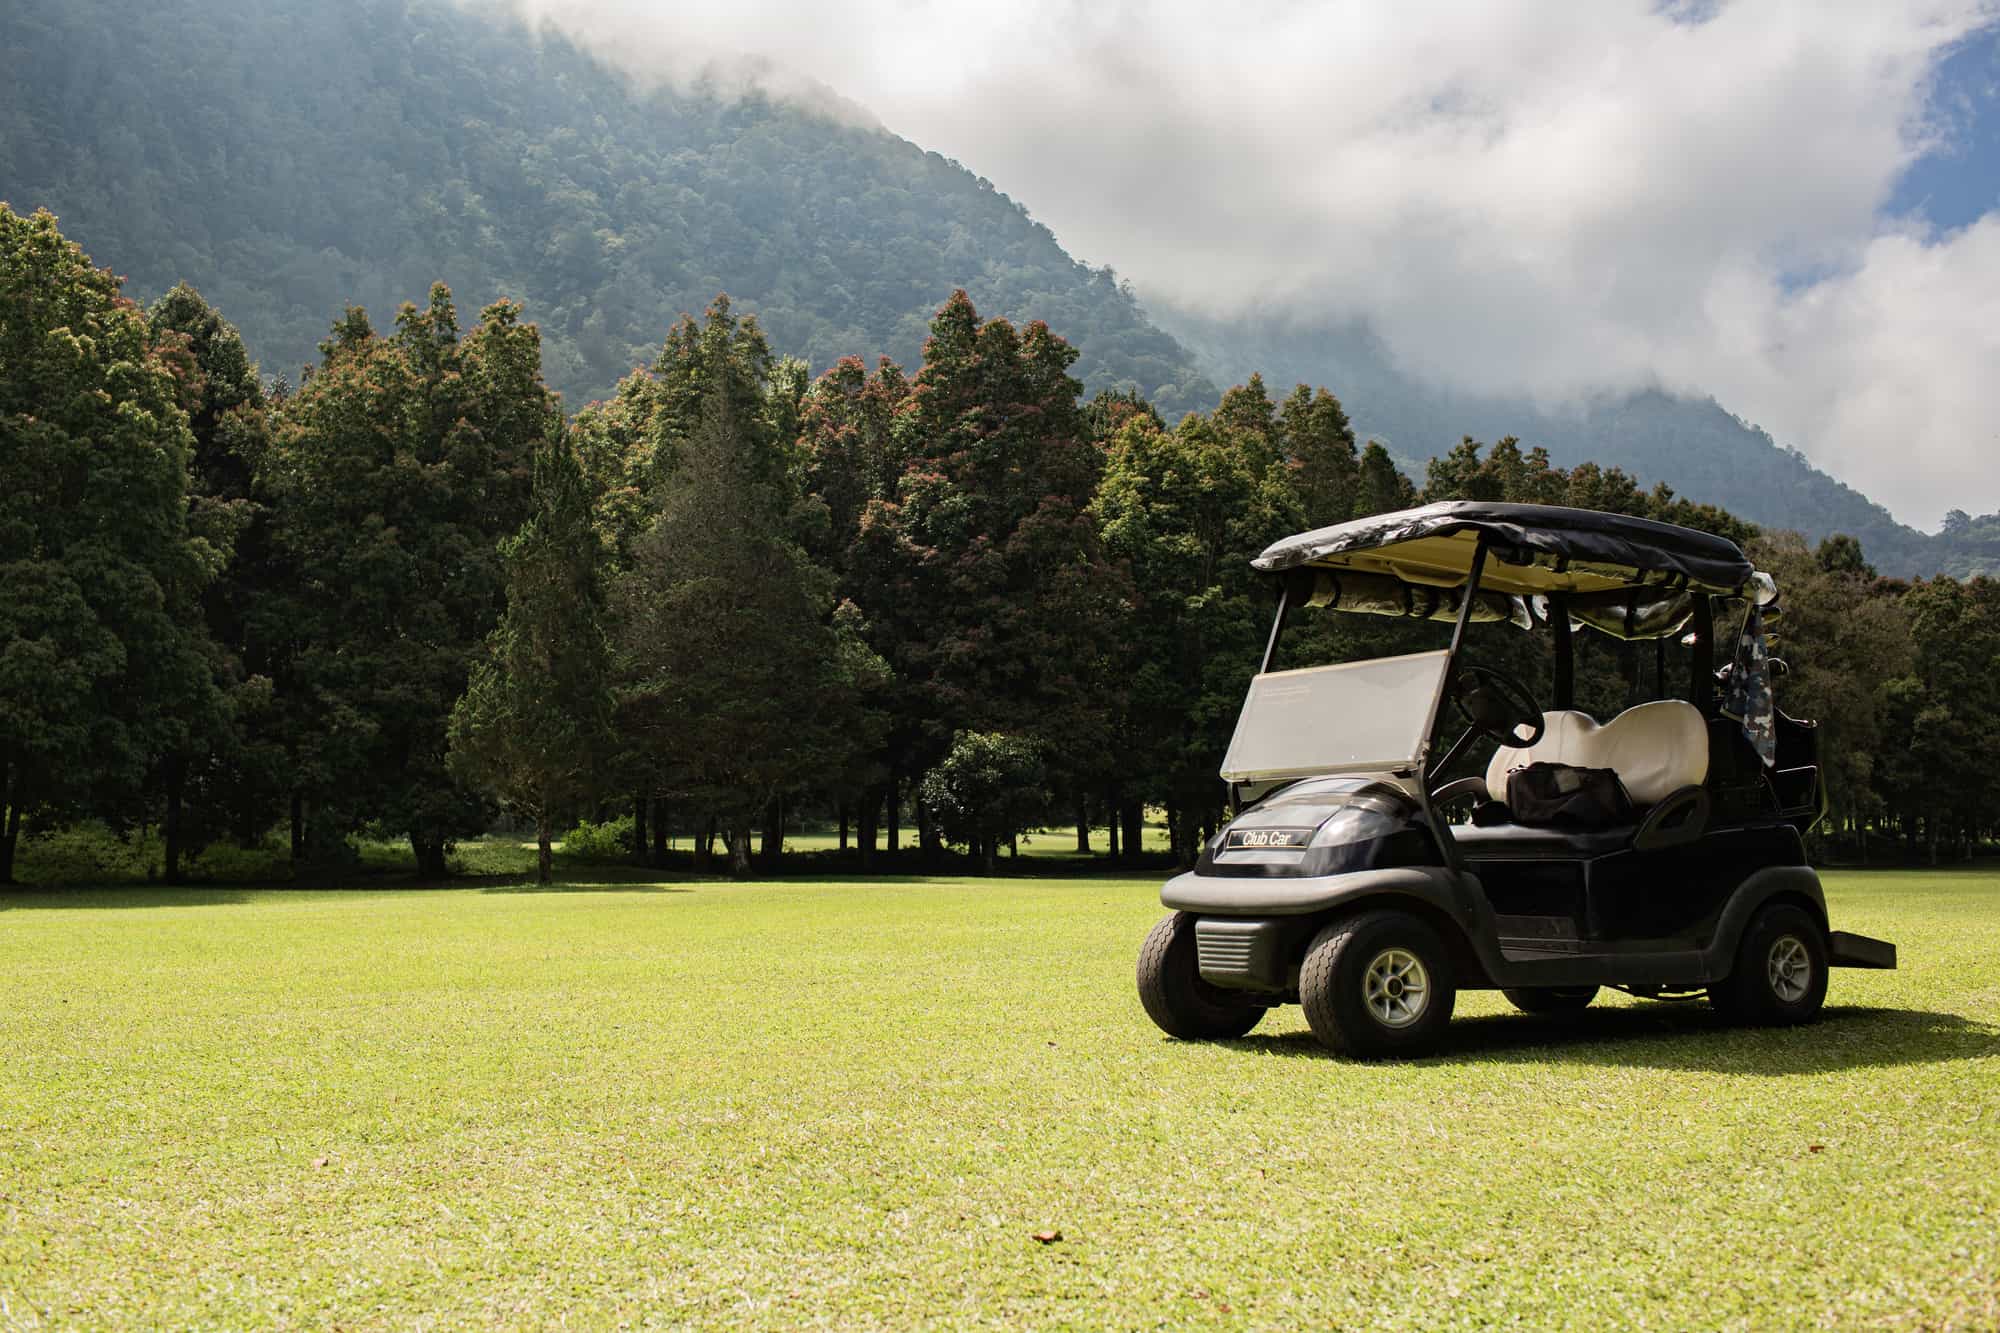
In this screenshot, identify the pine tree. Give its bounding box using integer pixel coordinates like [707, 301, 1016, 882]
[449, 428, 616, 884]
[146, 283, 280, 877]
[262, 286, 555, 874]
[614, 375, 885, 875]
[0, 207, 214, 882]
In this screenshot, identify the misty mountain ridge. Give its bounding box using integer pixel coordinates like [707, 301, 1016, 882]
[1, 0, 1987, 575]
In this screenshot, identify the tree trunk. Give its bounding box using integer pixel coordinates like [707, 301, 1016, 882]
[729, 822, 753, 878]
[162, 756, 186, 885]
[1120, 802, 1144, 865]
[0, 798, 18, 886]
[761, 797, 783, 870]
[858, 789, 879, 869]
[917, 800, 941, 868]
[885, 773, 901, 855]
[651, 797, 668, 864]
[838, 800, 849, 853]
[632, 794, 650, 866]
[1107, 805, 1120, 861]
[290, 791, 305, 863]
[1075, 796, 1091, 854]
[410, 829, 448, 879]
[983, 839, 997, 875]
[693, 816, 712, 873]
[536, 811, 553, 885]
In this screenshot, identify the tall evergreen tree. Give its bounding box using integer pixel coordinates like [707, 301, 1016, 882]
[146, 282, 280, 876]
[614, 375, 885, 875]
[0, 206, 214, 882]
[849, 291, 1126, 856]
[448, 428, 615, 883]
[262, 285, 555, 875]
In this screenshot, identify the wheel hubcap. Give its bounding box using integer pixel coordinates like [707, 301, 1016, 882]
[1364, 948, 1430, 1028]
[1767, 935, 1811, 1003]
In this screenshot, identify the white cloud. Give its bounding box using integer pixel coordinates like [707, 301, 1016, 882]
[498, 0, 2000, 527]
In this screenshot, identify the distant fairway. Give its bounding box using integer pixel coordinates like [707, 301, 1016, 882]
[2, 870, 1995, 1329]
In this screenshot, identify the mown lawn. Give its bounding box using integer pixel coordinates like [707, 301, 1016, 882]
[1, 869, 1995, 1329]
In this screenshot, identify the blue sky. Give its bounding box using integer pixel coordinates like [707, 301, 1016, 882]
[1891, 26, 2000, 230]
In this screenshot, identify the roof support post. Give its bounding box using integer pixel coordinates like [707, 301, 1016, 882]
[1258, 582, 1291, 675]
[1549, 592, 1574, 710]
[1419, 540, 1489, 878]
[1688, 594, 1714, 711]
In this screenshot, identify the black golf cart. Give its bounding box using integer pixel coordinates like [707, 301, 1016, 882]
[1136, 501, 1896, 1058]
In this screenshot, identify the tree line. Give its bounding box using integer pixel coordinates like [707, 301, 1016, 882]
[1, 203, 1990, 885]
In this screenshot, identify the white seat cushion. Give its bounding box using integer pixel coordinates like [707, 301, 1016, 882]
[1485, 700, 1709, 809]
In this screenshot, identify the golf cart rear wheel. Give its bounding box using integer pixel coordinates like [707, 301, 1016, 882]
[1709, 903, 1828, 1026]
[1299, 910, 1456, 1058]
[1136, 912, 1267, 1041]
[1502, 985, 1599, 1015]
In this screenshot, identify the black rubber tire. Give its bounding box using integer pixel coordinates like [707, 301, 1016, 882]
[1136, 912, 1266, 1040]
[1708, 903, 1829, 1026]
[1299, 910, 1457, 1058]
[1502, 985, 1600, 1015]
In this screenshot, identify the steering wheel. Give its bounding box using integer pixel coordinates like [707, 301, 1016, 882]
[1452, 665, 1545, 749]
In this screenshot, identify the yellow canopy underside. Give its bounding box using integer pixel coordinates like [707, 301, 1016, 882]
[1306, 530, 1691, 598]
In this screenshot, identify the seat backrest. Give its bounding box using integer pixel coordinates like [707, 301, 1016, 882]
[1486, 701, 1709, 808]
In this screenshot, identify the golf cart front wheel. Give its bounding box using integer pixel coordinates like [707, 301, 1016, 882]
[1300, 910, 1457, 1058]
[1709, 903, 1828, 1025]
[1136, 912, 1266, 1041]
[1502, 985, 1599, 1015]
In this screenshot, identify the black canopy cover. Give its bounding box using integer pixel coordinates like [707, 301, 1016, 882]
[1253, 501, 1756, 597]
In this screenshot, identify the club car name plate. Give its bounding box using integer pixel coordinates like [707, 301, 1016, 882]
[1223, 826, 1313, 850]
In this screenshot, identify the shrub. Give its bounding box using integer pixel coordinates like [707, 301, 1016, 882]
[558, 815, 635, 863]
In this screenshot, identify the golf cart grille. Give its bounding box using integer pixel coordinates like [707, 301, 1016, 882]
[1195, 918, 1287, 990]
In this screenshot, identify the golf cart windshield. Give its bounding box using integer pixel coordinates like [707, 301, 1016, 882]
[1220, 650, 1452, 782]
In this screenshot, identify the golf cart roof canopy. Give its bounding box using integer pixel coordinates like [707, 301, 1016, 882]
[1254, 501, 1757, 599]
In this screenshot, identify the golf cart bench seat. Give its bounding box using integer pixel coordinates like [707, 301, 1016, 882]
[1457, 701, 1712, 857]
[1485, 701, 1709, 807]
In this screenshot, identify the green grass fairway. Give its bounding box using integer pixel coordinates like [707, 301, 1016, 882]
[3, 871, 1996, 1328]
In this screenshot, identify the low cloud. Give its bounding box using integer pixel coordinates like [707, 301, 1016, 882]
[497, 0, 2000, 528]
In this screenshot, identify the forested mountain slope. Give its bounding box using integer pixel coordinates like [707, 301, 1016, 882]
[2, 0, 1981, 573]
[0, 0, 1215, 413]
[1156, 307, 1967, 576]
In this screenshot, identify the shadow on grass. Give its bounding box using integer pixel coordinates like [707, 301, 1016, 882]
[1221, 1004, 2000, 1074]
[0, 868, 703, 908]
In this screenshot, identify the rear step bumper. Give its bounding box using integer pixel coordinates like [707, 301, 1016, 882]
[1828, 931, 1897, 969]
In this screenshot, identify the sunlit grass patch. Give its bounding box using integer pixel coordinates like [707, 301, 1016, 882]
[0, 870, 1994, 1328]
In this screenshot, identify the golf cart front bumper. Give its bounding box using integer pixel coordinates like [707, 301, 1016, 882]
[1163, 865, 1464, 916]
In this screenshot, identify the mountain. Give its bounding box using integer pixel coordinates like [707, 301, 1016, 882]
[0, 0, 1215, 414]
[1152, 307, 1955, 576]
[1, 0, 1982, 575]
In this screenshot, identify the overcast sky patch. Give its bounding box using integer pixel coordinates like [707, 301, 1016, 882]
[498, 0, 2000, 529]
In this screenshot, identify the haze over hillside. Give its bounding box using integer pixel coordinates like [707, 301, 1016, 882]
[3, 0, 1993, 574]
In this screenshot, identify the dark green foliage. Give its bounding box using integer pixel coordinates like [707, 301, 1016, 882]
[846, 293, 1128, 821]
[449, 428, 617, 883]
[611, 301, 886, 875]
[1750, 532, 1912, 840]
[918, 732, 1048, 873]
[0, 205, 214, 883]
[145, 282, 281, 874]
[1094, 392, 1301, 851]
[1875, 576, 2000, 861]
[262, 285, 556, 874]
[0, 0, 1215, 418]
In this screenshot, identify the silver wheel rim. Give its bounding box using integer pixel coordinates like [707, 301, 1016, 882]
[1363, 948, 1430, 1028]
[1767, 935, 1811, 1003]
